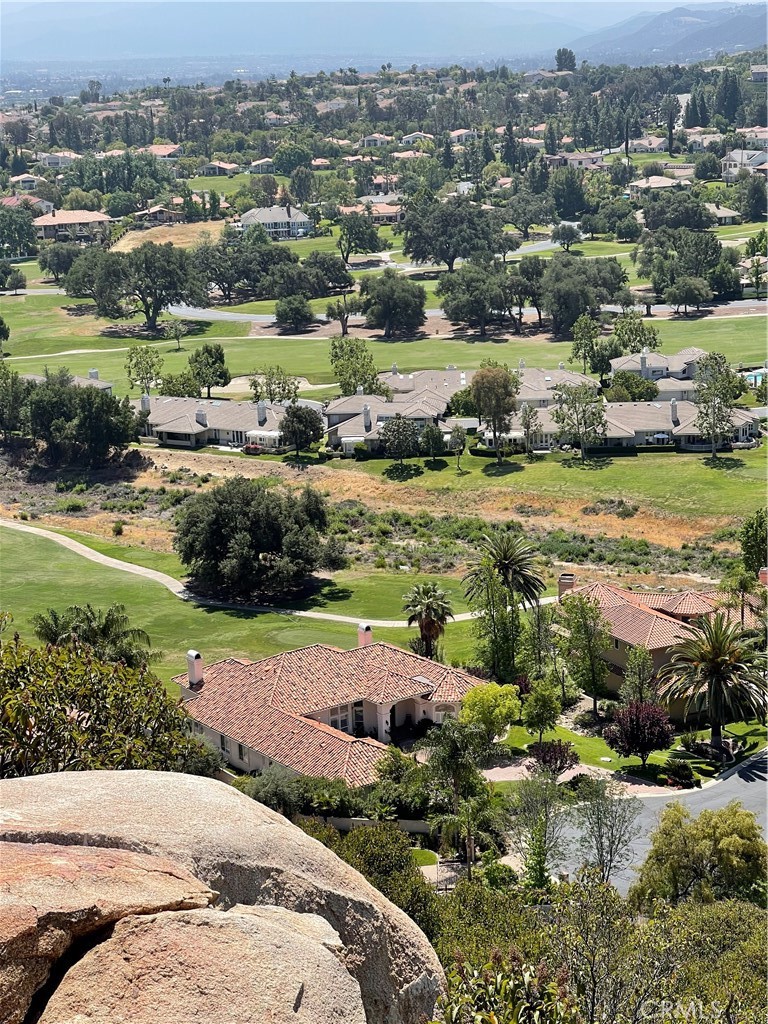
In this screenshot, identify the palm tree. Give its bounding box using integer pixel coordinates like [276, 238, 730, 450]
[402, 582, 454, 659]
[32, 603, 154, 669]
[719, 564, 758, 629]
[429, 786, 511, 882]
[416, 716, 492, 813]
[463, 532, 545, 608]
[658, 613, 767, 745]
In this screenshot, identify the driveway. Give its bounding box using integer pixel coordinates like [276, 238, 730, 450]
[558, 750, 768, 894]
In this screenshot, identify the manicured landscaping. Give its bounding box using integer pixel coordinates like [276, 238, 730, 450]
[411, 848, 438, 867]
[503, 720, 767, 783]
[8, 298, 764, 396]
[1, 528, 479, 681]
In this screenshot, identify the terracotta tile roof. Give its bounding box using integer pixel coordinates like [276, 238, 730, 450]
[174, 643, 481, 785]
[601, 602, 690, 649]
[34, 210, 111, 226]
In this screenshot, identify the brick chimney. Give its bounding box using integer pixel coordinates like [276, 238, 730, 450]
[558, 573, 576, 598]
[759, 567, 768, 587]
[357, 623, 373, 647]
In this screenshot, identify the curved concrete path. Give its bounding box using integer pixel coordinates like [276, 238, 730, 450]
[1, 517, 557, 626]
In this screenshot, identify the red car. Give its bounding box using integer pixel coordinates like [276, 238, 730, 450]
[242, 443, 264, 455]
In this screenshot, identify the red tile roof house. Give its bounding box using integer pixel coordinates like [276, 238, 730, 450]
[557, 576, 765, 710]
[174, 628, 480, 784]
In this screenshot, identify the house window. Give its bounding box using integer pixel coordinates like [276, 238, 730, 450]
[613, 638, 620, 650]
[219, 734, 229, 752]
[329, 704, 350, 732]
[238, 743, 245, 761]
[353, 701, 364, 732]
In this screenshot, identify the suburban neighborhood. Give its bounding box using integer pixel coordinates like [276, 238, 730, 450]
[0, 8, 766, 1022]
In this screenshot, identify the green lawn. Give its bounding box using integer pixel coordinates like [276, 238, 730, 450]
[336, 446, 766, 517]
[186, 172, 290, 196]
[713, 220, 766, 240]
[503, 721, 767, 783]
[0, 528, 418, 682]
[0, 293, 249, 362]
[411, 848, 438, 866]
[6, 286, 765, 395]
[44, 528, 471, 617]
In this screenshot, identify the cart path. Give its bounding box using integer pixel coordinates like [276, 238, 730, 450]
[2, 518, 559, 625]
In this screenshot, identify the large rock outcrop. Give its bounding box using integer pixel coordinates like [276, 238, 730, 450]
[37, 905, 367, 1024]
[0, 771, 444, 1024]
[0, 840, 214, 1024]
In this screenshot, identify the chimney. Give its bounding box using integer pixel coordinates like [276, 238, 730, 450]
[518, 358, 526, 369]
[640, 354, 647, 373]
[558, 361, 564, 370]
[195, 408, 208, 427]
[391, 362, 398, 375]
[140, 393, 151, 413]
[670, 398, 678, 424]
[558, 573, 576, 599]
[88, 368, 99, 380]
[357, 622, 373, 647]
[363, 403, 371, 431]
[356, 384, 364, 395]
[257, 400, 267, 425]
[759, 567, 768, 587]
[186, 649, 204, 688]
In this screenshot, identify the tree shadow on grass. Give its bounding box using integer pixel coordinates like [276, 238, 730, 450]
[424, 458, 449, 472]
[481, 461, 523, 477]
[560, 456, 613, 471]
[384, 462, 424, 481]
[702, 455, 746, 471]
[278, 576, 355, 612]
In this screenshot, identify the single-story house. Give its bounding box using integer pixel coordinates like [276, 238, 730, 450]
[311, 157, 331, 169]
[9, 173, 47, 192]
[519, 137, 546, 150]
[248, 157, 275, 174]
[138, 143, 182, 161]
[628, 136, 667, 153]
[609, 347, 707, 381]
[197, 160, 240, 175]
[750, 66, 768, 83]
[337, 202, 403, 225]
[545, 152, 605, 169]
[629, 175, 691, 196]
[491, 398, 758, 452]
[704, 202, 741, 225]
[379, 364, 596, 403]
[391, 150, 422, 161]
[653, 377, 698, 402]
[22, 369, 112, 394]
[558, 576, 764, 697]
[134, 204, 184, 225]
[240, 204, 311, 239]
[325, 389, 451, 454]
[359, 133, 394, 148]
[401, 131, 434, 145]
[34, 209, 112, 242]
[0, 194, 54, 215]
[133, 395, 313, 449]
[370, 173, 399, 195]
[744, 127, 768, 151]
[721, 150, 768, 183]
[36, 150, 80, 168]
[449, 129, 478, 144]
[175, 632, 481, 784]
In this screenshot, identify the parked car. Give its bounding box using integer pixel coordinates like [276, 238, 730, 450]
[242, 443, 264, 455]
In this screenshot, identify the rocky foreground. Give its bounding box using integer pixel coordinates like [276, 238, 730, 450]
[0, 771, 444, 1024]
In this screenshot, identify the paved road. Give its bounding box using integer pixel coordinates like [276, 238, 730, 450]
[1, 518, 559, 626]
[559, 750, 768, 894]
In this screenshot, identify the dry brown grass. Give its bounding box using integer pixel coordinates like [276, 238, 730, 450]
[111, 221, 227, 252]
[132, 449, 729, 551]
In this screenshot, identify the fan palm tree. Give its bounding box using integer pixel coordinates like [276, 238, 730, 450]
[429, 786, 511, 881]
[32, 603, 154, 669]
[718, 564, 758, 629]
[402, 582, 454, 660]
[658, 613, 767, 745]
[463, 532, 545, 608]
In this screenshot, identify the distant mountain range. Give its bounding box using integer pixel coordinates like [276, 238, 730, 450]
[1, 1, 765, 75]
[569, 4, 767, 64]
